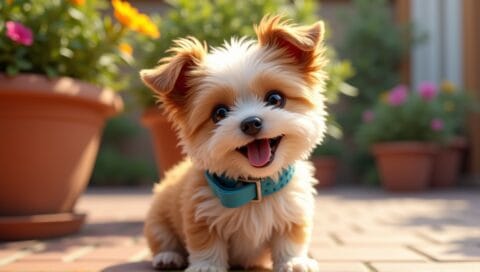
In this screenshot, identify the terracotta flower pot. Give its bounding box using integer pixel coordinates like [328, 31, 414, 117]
[0, 74, 122, 240]
[372, 142, 437, 192]
[141, 107, 184, 178]
[431, 137, 467, 187]
[311, 156, 338, 189]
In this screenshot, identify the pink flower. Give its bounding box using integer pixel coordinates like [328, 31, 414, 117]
[387, 85, 408, 106]
[430, 118, 444, 132]
[362, 110, 375, 123]
[6, 21, 33, 46]
[418, 81, 437, 101]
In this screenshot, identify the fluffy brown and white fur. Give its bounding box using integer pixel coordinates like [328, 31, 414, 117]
[140, 15, 327, 272]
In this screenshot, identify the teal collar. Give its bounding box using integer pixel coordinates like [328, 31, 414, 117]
[204, 166, 295, 208]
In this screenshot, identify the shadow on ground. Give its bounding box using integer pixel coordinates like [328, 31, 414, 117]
[324, 186, 480, 258]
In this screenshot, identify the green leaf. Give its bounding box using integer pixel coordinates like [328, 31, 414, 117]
[6, 65, 19, 75]
[45, 66, 58, 78]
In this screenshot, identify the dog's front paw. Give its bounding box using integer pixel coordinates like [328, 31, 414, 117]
[152, 251, 187, 270]
[277, 257, 319, 272]
[185, 262, 227, 272]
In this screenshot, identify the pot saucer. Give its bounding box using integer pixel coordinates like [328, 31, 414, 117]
[0, 212, 86, 241]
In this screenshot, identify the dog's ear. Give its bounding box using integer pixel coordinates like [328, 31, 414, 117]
[140, 37, 207, 104]
[255, 15, 324, 65]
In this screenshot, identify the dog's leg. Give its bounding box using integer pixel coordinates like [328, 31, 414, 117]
[144, 217, 187, 270]
[183, 217, 228, 272]
[271, 223, 319, 272]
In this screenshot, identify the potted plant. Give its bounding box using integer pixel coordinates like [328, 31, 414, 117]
[311, 136, 343, 188]
[0, 0, 158, 240]
[356, 84, 446, 191]
[430, 80, 471, 187]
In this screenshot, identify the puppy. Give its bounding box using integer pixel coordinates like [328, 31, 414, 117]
[140, 15, 327, 272]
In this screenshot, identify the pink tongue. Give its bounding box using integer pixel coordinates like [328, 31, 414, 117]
[247, 139, 271, 167]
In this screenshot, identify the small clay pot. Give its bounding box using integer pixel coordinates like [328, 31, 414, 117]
[431, 137, 467, 187]
[373, 142, 437, 192]
[141, 107, 184, 178]
[311, 156, 338, 189]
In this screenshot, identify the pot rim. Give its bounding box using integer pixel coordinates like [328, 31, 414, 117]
[372, 141, 438, 155]
[0, 73, 123, 116]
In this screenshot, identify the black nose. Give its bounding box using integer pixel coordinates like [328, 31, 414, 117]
[240, 116, 263, 136]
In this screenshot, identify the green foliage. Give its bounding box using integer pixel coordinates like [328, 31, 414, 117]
[90, 115, 157, 186]
[436, 82, 475, 137]
[356, 89, 445, 148]
[91, 147, 157, 186]
[311, 136, 343, 157]
[135, 0, 355, 108]
[0, 0, 144, 89]
[340, 0, 410, 104]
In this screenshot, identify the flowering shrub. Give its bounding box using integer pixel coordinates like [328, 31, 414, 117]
[0, 0, 158, 89]
[356, 83, 447, 147]
[436, 80, 476, 137]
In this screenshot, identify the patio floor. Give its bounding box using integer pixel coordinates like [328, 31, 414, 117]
[1, 187, 480, 272]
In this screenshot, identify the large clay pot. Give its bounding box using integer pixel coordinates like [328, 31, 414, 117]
[432, 137, 467, 187]
[372, 142, 437, 192]
[311, 156, 338, 189]
[0, 74, 122, 240]
[141, 107, 184, 178]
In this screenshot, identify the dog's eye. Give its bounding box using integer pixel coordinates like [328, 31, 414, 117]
[211, 105, 230, 123]
[265, 91, 286, 108]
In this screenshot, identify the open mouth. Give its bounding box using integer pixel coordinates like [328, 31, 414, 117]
[236, 136, 283, 168]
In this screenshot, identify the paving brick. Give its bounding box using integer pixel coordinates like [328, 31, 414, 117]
[0, 241, 39, 251]
[0, 250, 31, 267]
[0, 260, 118, 272]
[310, 233, 338, 246]
[2, 188, 479, 271]
[372, 262, 480, 272]
[19, 246, 92, 262]
[311, 246, 426, 262]
[335, 231, 432, 245]
[417, 227, 480, 244]
[318, 262, 369, 272]
[76, 245, 147, 262]
[412, 244, 480, 261]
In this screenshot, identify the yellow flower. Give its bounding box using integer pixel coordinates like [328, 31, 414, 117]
[444, 101, 455, 112]
[134, 14, 160, 39]
[119, 42, 133, 56]
[440, 80, 456, 94]
[111, 0, 160, 39]
[112, 0, 140, 30]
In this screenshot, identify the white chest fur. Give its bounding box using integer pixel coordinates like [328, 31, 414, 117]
[192, 160, 317, 266]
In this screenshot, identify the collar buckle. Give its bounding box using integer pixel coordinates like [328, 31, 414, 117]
[251, 180, 262, 203]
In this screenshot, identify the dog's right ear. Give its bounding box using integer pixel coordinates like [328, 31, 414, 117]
[140, 37, 207, 104]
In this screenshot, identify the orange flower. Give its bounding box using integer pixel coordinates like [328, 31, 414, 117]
[111, 0, 159, 39]
[134, 14, 160, 39]
[119, 42, 133, 56]
[70, 0, 85, 5]
[112, 0, 140, 29]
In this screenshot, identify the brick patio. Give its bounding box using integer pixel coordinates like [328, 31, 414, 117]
[1, 187, 480, 272]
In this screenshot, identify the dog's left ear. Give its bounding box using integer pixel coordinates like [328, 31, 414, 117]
[255, 15, 324, 65]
